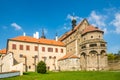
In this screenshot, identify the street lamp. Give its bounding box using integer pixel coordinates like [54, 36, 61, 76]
[20, 54, 27, 72]
[32, 55, 38, 72]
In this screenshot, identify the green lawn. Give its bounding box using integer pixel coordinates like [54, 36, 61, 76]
[1, 71, 120, 80]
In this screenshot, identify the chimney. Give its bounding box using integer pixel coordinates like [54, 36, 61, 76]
[36, 32, 39, 39]
[33, 32, 39, 39]
[55, 33, 58, 41]
[23, 32, 26, 36]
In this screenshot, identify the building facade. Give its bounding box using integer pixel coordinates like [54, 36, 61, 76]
[0, 52, 23, 75]
[58, 19, 107, 71]
[7, 36, 66, 71]
[0, 18, 107, 72]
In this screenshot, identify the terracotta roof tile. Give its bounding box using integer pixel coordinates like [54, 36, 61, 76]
[0, 49, 6, 54]
[58, 53, 79, 61]
[38, 38, 64, 46]
[10, 36, 64, 46]
[82, 25, 103, 35]
[11, 36, 38, 43]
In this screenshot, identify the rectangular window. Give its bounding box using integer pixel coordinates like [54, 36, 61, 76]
[101, 44, 105, 47]
[61, 49, 63, 53]
[89, 44, 97, 47]
[48, 47, 53, 52]
[12, 44, 16, 50]
[35, 46, 38, 51]
[19, 45, 23, 50]
[42, 47, 45, 52]
[55, 48, 58, 53]
[26, 45, 30, 50]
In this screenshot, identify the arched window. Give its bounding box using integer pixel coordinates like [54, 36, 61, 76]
[89, 50, 98, 57]
[81, 52, 86, 58]
[100, 50, 106, 58]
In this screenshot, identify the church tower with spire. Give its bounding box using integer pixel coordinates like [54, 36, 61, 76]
[72, 18, 77, 30]
[41, 28, 46, 39]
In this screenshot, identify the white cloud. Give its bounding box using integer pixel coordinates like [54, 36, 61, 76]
[67, 14, 78, 20]
[88, 11, 106, 28]
[103, 28, 108, 34]
[63, 23, 70, 31]
[11, 23, 22, 30]
[66, 14, 83, 22]
[88, 11, 108, 34]
[110, 13, 120, 34]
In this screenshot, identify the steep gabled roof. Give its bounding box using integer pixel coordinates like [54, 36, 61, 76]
[59, 19, 89, 41]
[82, 25, 103, 35]
[58, 53, 79, 61]
[0, 49, 6, 54]
[10, 36, 65, 46]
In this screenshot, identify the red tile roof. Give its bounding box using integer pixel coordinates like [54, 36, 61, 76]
[82, 25, 103, 35]
[58, 53, 79, 61]
[10, 36, 65, 46]
[38, 38, 64, 46]
[11, 36, 38, 43]
[0, 49, 6, 54]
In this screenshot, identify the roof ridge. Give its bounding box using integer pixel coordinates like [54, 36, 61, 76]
[59, 18, 89, 41]
[58, 53, 79, 61]
[0, 48, 6, 54]
[82, 25, 103, 35]
[10, 36, 65, 46]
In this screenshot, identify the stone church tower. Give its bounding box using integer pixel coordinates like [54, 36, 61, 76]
[59, 19, 107, 71]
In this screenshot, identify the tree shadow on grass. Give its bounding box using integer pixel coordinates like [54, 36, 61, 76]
[23, 72, 49, 75]
[23, 72, 31, 75]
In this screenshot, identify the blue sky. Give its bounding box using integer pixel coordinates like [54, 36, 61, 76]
[0, 0, 120, 53]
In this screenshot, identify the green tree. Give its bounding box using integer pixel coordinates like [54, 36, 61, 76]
[107, 53, 115, 61]
[114, 50, 120, 60]
[37, 61, 46, 74]
[117, 50, 120, 55]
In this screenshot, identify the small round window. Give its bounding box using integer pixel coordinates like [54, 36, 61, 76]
[91, 36, 93, 38]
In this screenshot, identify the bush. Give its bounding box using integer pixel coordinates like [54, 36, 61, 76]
[37, 61, 47, 74]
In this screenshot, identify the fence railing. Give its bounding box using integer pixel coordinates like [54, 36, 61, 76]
[0, 71, 20, 79]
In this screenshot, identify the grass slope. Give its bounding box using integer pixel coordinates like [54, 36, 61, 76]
[1, 71, 120, 80]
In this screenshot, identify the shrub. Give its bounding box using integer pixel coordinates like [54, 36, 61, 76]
[37, 61, 47, 74]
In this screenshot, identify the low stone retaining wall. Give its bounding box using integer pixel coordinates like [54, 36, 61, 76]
[0, 71, 20, 79]
[108, 60, 120, 70]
